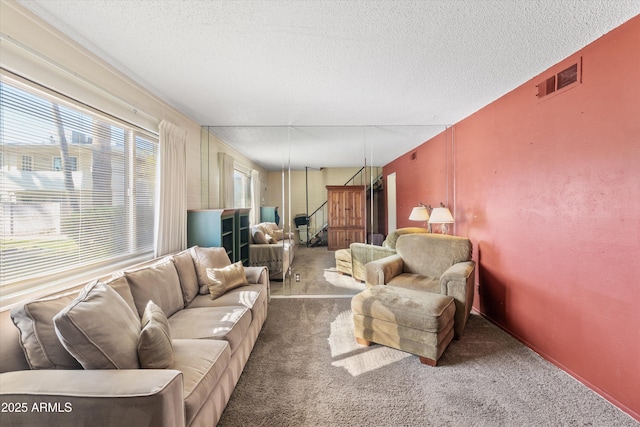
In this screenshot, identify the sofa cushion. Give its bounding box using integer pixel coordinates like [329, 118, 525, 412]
[188, 284, 267, 315]
[189, 246, 232, 294]
[53, 281, 141, 369]
[206, 261, 248, 299]
[171, 249, 199, 306]
[172, 339, 231, 426]
[138, 301, 174, 369]
[168, 306, 251, 354]
[10, 291, 83, 370]
[103, 274, 137, 315]
[126, 259, 184, 318]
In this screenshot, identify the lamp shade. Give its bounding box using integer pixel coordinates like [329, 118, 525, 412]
[428, 207, 454, 224]
[409, 206, 429, 222]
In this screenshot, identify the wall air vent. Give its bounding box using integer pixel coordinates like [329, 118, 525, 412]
[536, 58, 581, 100]
[538, 75, 556, 97]
[557, 63, 578, 90]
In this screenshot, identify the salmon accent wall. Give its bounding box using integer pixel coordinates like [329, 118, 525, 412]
[384, 15, 640, 420]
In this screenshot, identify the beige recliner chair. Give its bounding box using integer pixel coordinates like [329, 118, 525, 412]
[365, 233, 476, 338]
[341, 227, 429, 282]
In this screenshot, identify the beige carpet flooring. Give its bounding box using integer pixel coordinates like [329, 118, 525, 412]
[270, 245, 365, 297]
[220, 246, 636, 426]
[219, 297, 637, 426]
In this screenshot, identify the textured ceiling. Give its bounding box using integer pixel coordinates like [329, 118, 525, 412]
[16, 0, 640, 170]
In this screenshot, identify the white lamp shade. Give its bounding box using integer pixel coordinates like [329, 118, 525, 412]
[409, 206, 429, 222]
[428, 207, 454, 224]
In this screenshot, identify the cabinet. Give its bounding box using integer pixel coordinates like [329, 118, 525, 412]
[326, 185, 366, 250]
[187, 208, 251, 265]
[235, 208, 251, 266]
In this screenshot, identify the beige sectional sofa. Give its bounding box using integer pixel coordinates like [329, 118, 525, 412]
[0, 246, 269, 427]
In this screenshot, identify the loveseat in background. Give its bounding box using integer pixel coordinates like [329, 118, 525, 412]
[248, 222, 296, 280]
[0, 246, 269, 427]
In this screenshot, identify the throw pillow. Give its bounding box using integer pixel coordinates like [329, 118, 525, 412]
[206, 261, 248, 299]
[271, 229, 284, 241]
[189, 246, 233, 294]
[138, 301, 173, 369]
[251, 227, 269, 244]
[10, 291, 83, 370]
[53, 281, 141, 369]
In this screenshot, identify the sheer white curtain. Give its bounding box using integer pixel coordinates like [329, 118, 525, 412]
[218, 152, 234, 208]
[155, 120, 188, 257]
[250, 169, 260, 225]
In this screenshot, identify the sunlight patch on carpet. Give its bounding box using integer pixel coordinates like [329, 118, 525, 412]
[328, 309, 410, 376]
[323, 269, 366, 292]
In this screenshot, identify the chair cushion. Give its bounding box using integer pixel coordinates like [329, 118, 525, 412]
[382, 227, 429, 249]
[53, 281, 141, 369]
[387, 273, 441, 294]
[138, 301, 174, 369]
[395, 233, 471, 278]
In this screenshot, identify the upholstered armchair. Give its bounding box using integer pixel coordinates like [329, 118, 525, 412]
[347, 227, 430, 281]
[365, 233, 475, 338]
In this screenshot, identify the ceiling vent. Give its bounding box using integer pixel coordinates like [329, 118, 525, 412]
[536, 59, 581, 99]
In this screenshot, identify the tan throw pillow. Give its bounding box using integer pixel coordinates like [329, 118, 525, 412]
[10, 291, 83, 370]
[53, 281, 141, 369]
[189, 246, 233, 294]
[138, 301, 173, 369]
[206, 261, 248, 299]
[251, 227, 269, 244]
[271, 229, 284, 241]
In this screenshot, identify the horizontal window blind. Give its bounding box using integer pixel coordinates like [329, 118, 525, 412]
[0, 78, 157, 291]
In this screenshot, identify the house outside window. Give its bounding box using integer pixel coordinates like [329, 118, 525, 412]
[52, 156, 78, 171]
[0, 77, 158, 300]
[21, 155, 33, 171]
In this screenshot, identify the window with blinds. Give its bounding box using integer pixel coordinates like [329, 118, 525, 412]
[0, 78, 157, 292]
[233, 169, 252, 209]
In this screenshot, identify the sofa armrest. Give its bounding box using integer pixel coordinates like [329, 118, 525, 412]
[244, 266, 268, 285]
[0, 369, 185, 427]
[440, 260, 476, 338]
[350, 243, 396, 282]
[365, 254, 403, 288]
